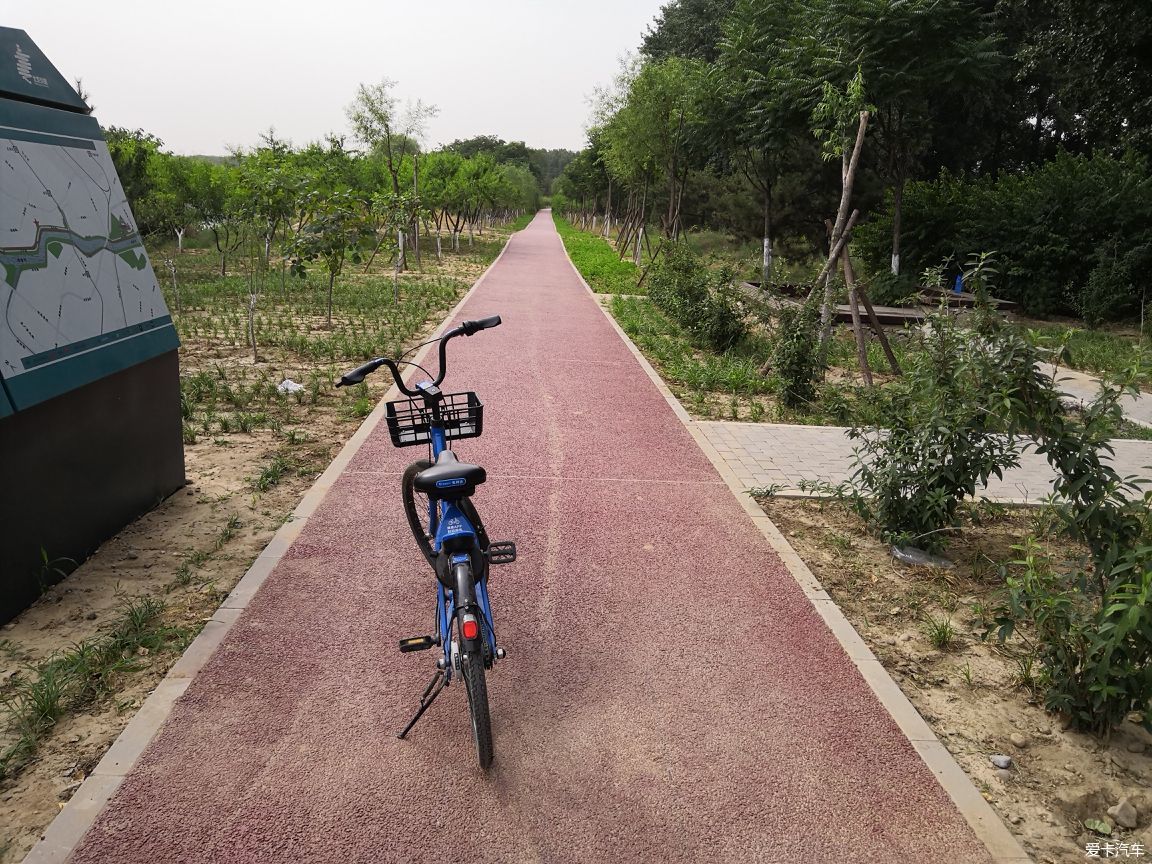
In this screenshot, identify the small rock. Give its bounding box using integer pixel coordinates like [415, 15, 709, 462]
[1009, 813, 1024, 825]
[901, 633, 914, 642]
[122, 552, 139, 561]
[85, 611, 97, 620]
[1127, 711, 1145, 725]
[1127, 740, 1147, 754]
[67, 734, 81, 744]
[995, 768, 1013, 782]
[1010, 733, 1029, 749]
[1108, 798, 1139, 830]
[991, 754, 1013, 769]
[1, 792, 13, 802]
[57, 781, 82, 800]
[889, 607, 902, 616]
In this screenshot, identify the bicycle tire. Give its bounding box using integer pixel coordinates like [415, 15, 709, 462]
[461, 639, 494, 769]
[401, 460, 435, 568]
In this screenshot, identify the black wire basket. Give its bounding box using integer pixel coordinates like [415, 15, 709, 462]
[385, 392, 483, 447]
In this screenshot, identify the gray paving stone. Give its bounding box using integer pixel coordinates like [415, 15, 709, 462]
[697, 420, 1152, 503]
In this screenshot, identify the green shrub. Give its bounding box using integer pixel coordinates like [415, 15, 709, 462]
[648, 243, 708, 321]
[771, 303, 822, 409]
[994, 539, 1152, 736]
[648, 243, 746, 352]
[855, 150, 1152, 319]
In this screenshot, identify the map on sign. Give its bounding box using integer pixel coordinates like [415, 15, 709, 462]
[0, 101, 177, 414]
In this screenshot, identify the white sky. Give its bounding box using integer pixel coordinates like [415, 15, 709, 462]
[8, 0, 666, 155]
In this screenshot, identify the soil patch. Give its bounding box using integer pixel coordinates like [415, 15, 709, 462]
[761, 497, 1152, 863]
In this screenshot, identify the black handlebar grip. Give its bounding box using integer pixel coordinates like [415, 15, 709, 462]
[336, 358, 381, 387]
[461, 315, 502, 336]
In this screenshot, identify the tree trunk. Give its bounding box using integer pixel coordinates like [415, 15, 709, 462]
[248, 292, 258, 364]
[326, 271, 335, 328]
[815, 111, 869, 343]
[175, 228, 184, 253]
[634, 181, 648, 267]
[890, 174, 904, 276]
[435, 227, 442, 260]
[761, 181, 773, 284]
[397, 228, 406, 272]
[842, 249, 872, 386]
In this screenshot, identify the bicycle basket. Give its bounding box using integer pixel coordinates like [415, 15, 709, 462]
[385, 391, 483, 448]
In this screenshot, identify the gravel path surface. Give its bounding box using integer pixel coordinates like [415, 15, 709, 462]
[67, 213, 996, 863]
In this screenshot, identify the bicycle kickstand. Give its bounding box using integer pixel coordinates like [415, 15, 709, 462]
[397, 668, 446, 739]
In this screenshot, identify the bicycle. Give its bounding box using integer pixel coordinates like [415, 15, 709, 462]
[335, 315, 515, 770]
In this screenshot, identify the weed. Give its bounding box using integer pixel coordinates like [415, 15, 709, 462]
[747, 483, 784, 498]
[922, 614, 958, 651]
[253, 454, 292, 492]
[958, 660, 977, 689]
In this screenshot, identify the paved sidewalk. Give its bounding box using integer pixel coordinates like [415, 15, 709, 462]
[699, 421, 1152, 502]
[1040, 362, 1152, 428]
[59, 213, 1002, 864]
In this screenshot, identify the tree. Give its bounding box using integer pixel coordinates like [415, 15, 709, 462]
[185, 159, 247, 276]
[236, 130, 301, 265]
[103, 127, 164, 229]
[289, 189, 374, 327]
[710, 0, 812, 282]
[805, 0, 1003, 275]
[641, 0, 737, 62]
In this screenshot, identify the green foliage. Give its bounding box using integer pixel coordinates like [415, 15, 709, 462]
[855, 152, 1152, 318]
[770, 302, 822, 408]
[553, 216, 642, 294]
[845, 311, 1023, 552]
[647, 243, 746, 351]
[993, 538, 1152, 736]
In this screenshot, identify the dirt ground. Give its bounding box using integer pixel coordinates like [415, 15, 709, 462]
[0, 232, 507, 862]
[763, 497, 1152, 864]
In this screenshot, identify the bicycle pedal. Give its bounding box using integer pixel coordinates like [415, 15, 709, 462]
[487, 541, 517, 564]
[399, 635, 434, 653]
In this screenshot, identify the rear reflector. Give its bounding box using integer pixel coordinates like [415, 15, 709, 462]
[462, 617, 479, 640]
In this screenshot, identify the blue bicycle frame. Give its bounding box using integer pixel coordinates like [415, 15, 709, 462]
[427, 422, 497, 681]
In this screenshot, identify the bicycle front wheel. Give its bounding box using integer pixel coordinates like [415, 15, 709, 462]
[461, 649, 493, 770]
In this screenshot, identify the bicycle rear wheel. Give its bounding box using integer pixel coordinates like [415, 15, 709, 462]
[461, 648, 493, 769]
[401, 460, 435, 567]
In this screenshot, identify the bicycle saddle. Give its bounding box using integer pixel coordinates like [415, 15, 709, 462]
[414, 450, 486, 497]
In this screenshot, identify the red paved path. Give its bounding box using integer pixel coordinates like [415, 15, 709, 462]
[70, 214, 995, 863]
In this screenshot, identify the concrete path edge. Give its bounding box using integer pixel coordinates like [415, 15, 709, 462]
[554, 227, 1032, 864]
[20, 238, 517, 864]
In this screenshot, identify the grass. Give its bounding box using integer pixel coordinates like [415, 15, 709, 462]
[921, 614, 958, 651]
[1017, 320, 1152, 388]
[553, 216, 644, 295]
[252, 454, 292, 492]
[0, 595, 187, 779]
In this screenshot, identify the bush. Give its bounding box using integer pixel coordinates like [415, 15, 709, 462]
[855, 150, 1152, 319]
[995, 539, 1152, 736]
[771, 303, 822, 409]
[846, 312, 1022, 552]
[648, 243, 747, 352]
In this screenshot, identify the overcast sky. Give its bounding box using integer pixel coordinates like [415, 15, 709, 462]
[8, 0, 666, 155]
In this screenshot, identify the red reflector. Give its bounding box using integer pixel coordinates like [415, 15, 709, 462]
[462, 619, 479, 640]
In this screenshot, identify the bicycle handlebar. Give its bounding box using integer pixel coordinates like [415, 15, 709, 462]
[335, 315, 502, 393]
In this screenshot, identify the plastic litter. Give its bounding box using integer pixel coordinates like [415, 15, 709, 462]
[277, 379, 305, 394]
[891, 545, 954, 569]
